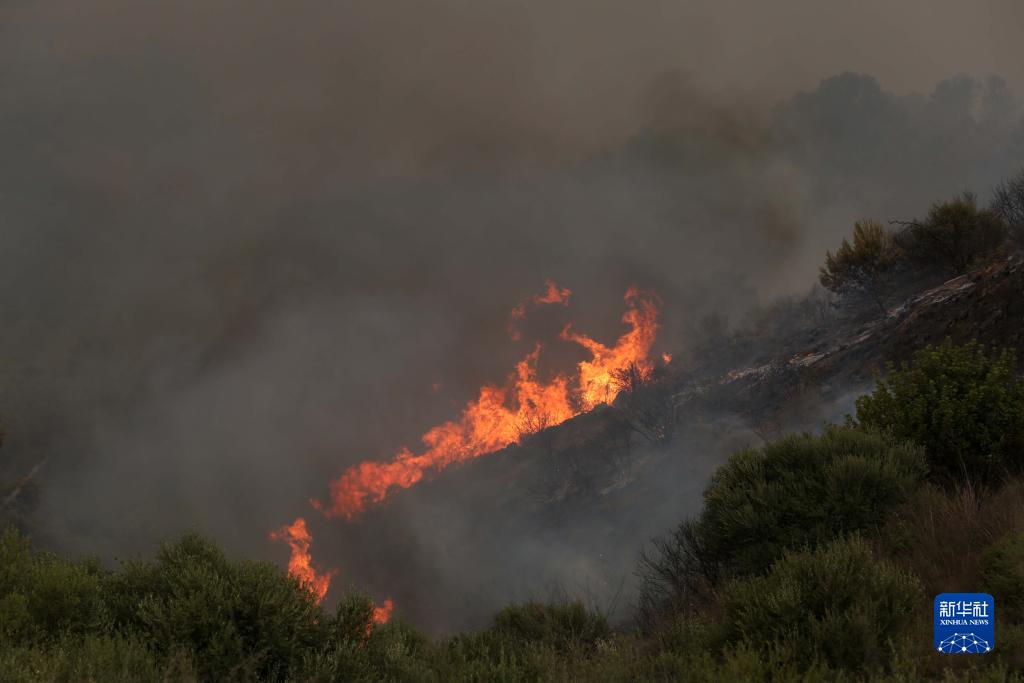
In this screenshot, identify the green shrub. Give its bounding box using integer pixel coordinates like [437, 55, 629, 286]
[639, 427, 925, 626]
[0, 528, 110, 644]
[363, 618, 432, 680]
[105, 532, 325, 682]
[325, 592, 377, 645]
[704, 427, 925, 576]
[489, 602, 611, 654]
[720, 536, 922, 674]
[855, 340, 1024, 481]
[982, 531, 1024, 623]
[0, 634, 189, 683]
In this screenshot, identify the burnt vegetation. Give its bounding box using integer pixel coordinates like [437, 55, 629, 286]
[6, 176, 1024, 680]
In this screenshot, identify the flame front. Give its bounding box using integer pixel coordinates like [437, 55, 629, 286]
[561, 286, 661, 410]
[269, 517, 336, 602]
[272, 284, 663, 624]
[315, 286, 661, 519]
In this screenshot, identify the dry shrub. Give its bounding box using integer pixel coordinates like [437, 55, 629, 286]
[880, 478, 1024, 597]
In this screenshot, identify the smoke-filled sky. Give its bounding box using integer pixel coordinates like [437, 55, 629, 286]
[2, 0, 1024, 626]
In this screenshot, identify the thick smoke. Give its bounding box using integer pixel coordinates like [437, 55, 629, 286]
[1, 0, 1023, 631]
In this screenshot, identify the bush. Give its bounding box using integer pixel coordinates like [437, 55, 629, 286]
[855, 340, 1024, 481]
[720, 536, 922, 674]
[489, 602, 611, 654]
[819, 220, 902, 311]
[104, 532, 325, 682]
[0, 634, 190, 683]
[0, 528, 109, 644]
[637, 428, 925, 629]
[879, 479, 1024, 600]
[895, 193, 1007, 277]
[981, 531, 1024, 623]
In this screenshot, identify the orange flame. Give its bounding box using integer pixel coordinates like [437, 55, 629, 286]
[560, 287, 660, 410]
[315, 286, 660, 519]
[508, 279, 573, 340]
[372, 598, 395, 625]
[269, 517, 336, 602]
[534, 279, 572, 305]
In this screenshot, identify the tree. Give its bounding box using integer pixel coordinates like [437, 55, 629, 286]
[855, 340, 1024, 482]
[819, 220, 902, 311]
[893, 192, 1007, 277]
[611, 362, 675, 445]
[991, 168, 1024, 246]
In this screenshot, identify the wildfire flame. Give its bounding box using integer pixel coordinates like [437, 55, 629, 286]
[533, 279, 572, 305]
[272, 283, 663, 627]
[314, 286, 661, 520]
[560, 286, 660, 410]
[373, 598, 395, 625]
[508, 279, 572, 340]
[271, 517, 394, 625]
[269, 517, 336, 602]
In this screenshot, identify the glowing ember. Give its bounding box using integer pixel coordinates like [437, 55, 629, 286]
[314, 286, 661, 519]
[269, 517, 336, 602]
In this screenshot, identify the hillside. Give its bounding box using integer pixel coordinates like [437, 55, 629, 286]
[332, 253, 1024, 634]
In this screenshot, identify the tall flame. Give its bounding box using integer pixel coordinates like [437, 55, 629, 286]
[561, 286, 660, 410]
[314, 286, 660, 520]
[271, 517, 394, 624]
[269, 517, 336, 602]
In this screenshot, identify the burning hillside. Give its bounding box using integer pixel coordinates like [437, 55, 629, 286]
[272, 284, 665, 611]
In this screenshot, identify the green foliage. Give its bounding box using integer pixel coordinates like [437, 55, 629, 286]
[820, 219, 902, 310]
[703, 427, 925, 575]
[720, 536, 922, 674]
[325, 592, 377, 645]
[897, 193, 1007, 276]
[0, 634, 193, 683]
[0, 528, 109, 643]
[638, 428, 924, 631]
[981, 531, 1024, 623]
[855, 340, 1024, 481]
[107, 532, 325, 682]
[489, 602, 611, 655]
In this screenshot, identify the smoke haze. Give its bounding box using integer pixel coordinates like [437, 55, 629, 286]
[2, 0, 1023, 630]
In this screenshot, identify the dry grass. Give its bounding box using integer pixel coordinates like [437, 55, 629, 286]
[879, 477, 1024, 676]
[881, 478, 1024, 596]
